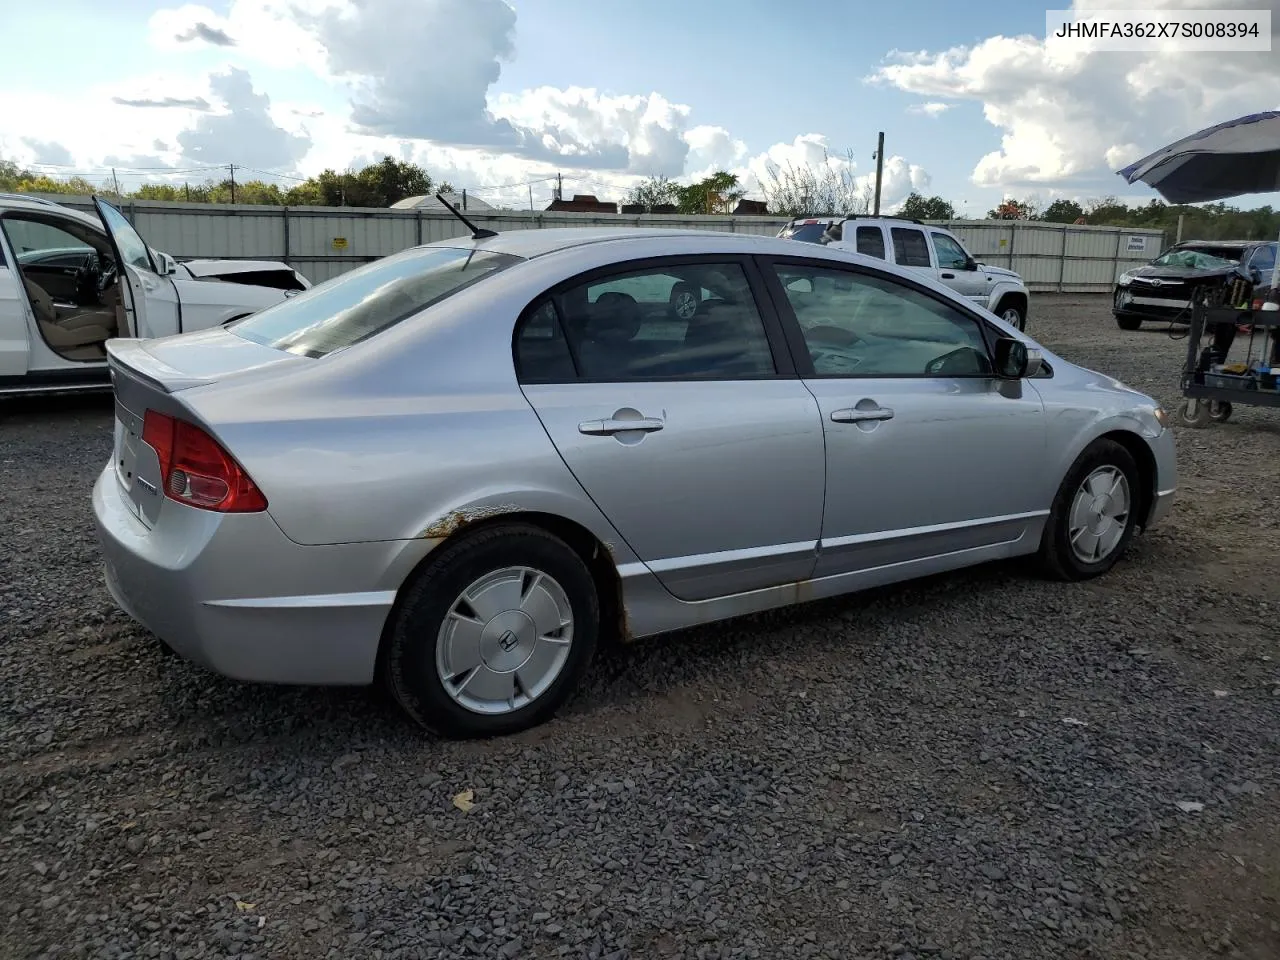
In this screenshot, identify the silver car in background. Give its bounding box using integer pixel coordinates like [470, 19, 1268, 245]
[92, 227, 1176, 739]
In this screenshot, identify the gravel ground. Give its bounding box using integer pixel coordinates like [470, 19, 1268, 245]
[1, 295, 1278, 960]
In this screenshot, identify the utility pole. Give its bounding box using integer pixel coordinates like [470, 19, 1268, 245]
[529, 184, 534, 210]
[184, 182, 190, 202]
[872, 131, 884, 216]
[462, 188, 467, 211]
[111, 168, 121, 197]
[1176, 213, 1185, 243]
[229, 163, 237, 204]
[556, 172, 562, 201]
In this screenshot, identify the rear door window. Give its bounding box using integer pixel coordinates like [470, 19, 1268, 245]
[855, 226, 886, 260]
[891, 227, 933, 267]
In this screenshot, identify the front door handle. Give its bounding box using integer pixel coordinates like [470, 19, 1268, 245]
[941, 272, 955, 279]
[830, 407, 894, 423]
[578, 416, 665, 436]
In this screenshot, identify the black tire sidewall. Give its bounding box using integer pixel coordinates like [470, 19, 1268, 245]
[384, 525, 599, 738]
[1116, 315, 1142, 330]
[1042, 440, 1141, 580]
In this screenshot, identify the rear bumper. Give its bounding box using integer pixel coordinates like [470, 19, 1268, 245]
[92, 466, 429, 685]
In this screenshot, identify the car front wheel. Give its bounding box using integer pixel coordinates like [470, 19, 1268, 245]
[381, 523, 600, 738]
[1116, 314, 1142, 330]
[1038, 439, 1141, 581]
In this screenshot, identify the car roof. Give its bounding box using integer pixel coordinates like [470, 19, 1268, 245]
[426, 226, 842, 260]
[0, 196, 104, 230]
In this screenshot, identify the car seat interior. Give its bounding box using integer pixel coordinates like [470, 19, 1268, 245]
[2, 214, 127, 362]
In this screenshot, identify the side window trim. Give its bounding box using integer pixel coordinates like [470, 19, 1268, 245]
[754, 253, 1008, 380]
[511, 253, 800, 385]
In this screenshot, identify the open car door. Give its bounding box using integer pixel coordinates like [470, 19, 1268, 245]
[92, 197, 180, 339]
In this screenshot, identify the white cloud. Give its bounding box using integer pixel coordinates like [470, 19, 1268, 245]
[147, 1, 335, 72]
[870, 0, 1280, 194]
[907, 102, 951, 118]
[175, 68, 311, 169]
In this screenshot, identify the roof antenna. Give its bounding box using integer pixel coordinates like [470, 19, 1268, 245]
[435, 191, 497, 239]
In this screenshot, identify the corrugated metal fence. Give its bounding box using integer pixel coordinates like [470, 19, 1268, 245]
[31, 194, 1165, 293]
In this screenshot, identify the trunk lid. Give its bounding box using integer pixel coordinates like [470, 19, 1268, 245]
[105, 331, 307, 528]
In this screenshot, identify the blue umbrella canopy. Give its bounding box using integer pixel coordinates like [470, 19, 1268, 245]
[1117, 111, 1280, 204]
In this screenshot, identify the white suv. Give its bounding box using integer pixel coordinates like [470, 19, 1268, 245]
[778, 216, 1030, 331]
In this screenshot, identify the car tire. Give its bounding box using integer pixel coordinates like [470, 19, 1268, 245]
[1116, 314, 1143, 331]
[997, 303, 1026, 331]
[1038, 439, 1141, 582]
[381, 522, 600, 739]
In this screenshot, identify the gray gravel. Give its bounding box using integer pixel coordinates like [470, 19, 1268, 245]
[2, 295, 1279, 960]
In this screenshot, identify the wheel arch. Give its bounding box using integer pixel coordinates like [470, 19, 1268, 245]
[374, 510, 629, 681]
[991, 286, 1028, 319]
[1095, 429, 1157, 530]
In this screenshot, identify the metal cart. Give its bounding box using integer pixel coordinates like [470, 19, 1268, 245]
[1178, 288, 1280, 428]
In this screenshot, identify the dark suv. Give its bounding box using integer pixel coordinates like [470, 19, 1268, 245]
[1113, 240, 1278, 329]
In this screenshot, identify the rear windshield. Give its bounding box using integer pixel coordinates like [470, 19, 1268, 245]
[229, 246, 519, 358]
[778, 222, 837, 243]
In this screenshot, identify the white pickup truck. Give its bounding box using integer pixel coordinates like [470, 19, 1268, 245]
[777, 215, 1031, 331]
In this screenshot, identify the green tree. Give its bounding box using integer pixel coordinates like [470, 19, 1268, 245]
[624, 175, 681, 210]
[1042, 198, 1084, 223]
[899, 192, 955, 220]
[677, 171, 745, 215]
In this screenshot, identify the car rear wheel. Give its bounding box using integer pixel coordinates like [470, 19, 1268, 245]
[381, 523, 599, 738]
[1116, 314, 1143, 330]
[1038, 439, 1141, 581]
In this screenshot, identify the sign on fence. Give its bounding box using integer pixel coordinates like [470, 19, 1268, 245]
[331, 237, 348, 250]
[1124, 235, 1148, 253]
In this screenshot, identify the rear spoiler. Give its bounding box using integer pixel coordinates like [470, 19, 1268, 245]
[105, 339, 215, 394]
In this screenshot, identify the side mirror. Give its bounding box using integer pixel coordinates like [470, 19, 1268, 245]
[154, 251, 177, 276]
[964, 256, 979, 271]
[994, 337, 1042, 379]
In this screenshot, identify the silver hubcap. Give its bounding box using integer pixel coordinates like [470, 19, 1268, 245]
[435, 566, 574, 715]
[1002, 307, 1021, 326]
[674, 291, 698, 319]
[1068, 466, 1130, 564]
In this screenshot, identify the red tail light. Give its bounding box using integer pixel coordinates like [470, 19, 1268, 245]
[141, 410, 267, 513]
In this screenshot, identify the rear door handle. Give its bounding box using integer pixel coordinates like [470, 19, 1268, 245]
[578, 417, 665, 436]
[830, 407, 894, 423]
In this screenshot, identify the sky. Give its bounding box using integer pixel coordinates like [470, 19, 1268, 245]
[1, 0, 1278, 214]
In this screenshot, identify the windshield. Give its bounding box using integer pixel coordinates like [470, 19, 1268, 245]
[229, 245, 519, 358]
[1152, 246, 1243, 269]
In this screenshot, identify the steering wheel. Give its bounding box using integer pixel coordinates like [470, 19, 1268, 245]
[96, 256, 118, 297]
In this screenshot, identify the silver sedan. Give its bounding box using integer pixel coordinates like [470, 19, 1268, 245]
[92, 227, 1177, 738]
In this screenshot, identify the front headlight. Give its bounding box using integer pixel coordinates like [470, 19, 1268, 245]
[1153, 406, 1169, 430]
[1117, 271, 1135, 286]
